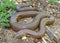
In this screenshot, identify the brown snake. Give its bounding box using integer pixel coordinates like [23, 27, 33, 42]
[10, 11, 50, 32]
[15, 18, 54, 38]
[10, 6, 54, 38]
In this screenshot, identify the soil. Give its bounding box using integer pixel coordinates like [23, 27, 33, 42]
[0, 17, 60, 43]
[0, 0, 60, 43]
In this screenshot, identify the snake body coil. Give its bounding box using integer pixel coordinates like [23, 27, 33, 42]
[15, 18, 54, 38]
[10, 11, 50, 32]
[10, 7, 54, 38]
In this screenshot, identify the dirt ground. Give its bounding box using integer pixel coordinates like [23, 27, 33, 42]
[0, 17, 60, 43]
[0, 0, 60, 43]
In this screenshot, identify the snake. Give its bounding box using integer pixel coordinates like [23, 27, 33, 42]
[16, 3, 42, 12]
[10, 6, 54, 38]
[10, 11, 50, 32]
[15, 18, 54, 38]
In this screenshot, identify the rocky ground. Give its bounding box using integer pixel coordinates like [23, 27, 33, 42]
[0, 0, 60, 43]
[0, 16, 60, 43]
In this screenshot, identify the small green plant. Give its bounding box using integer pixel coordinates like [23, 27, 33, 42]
[49, 0, 58, 4]
[0, 0, 16, 28]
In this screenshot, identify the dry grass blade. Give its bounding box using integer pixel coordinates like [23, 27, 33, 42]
[46, 26, 59, 43]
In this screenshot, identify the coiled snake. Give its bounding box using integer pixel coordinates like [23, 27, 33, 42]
[10, 6, 54, 38]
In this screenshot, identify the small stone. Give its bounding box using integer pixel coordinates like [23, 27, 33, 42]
[37, 41, 41, 43]
[22, 36, 27, 40]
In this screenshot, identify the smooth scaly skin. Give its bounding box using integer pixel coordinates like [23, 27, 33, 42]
[15, 18, 54, 38]
[10, 11, 50, 32]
